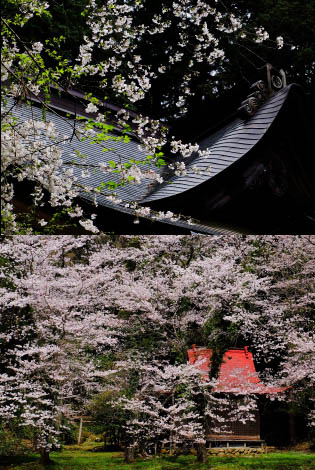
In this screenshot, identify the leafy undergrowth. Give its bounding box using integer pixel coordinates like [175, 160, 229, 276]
[1, 449, 314, 470]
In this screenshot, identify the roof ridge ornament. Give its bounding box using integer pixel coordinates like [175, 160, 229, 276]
[238, 63, 287, 119]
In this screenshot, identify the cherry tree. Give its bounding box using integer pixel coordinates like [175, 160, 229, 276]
[112, 357, 259, 462]
[223, 236, 315, 431]
[0, 236, 123, 462]
[116, 360, 206, 461]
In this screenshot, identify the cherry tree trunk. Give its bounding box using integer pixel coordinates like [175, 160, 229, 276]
[124, 446, 135, 463]
[289, 413, 296, 444]
[39, 449, 51, 465]
[196, 443, 207, 463]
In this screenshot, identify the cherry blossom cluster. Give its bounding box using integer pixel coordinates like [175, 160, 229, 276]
[1, 103, 102, 234]
[76, 0, 244, 112]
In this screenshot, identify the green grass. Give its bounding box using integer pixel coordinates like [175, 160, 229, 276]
[1, 448, 314, 470]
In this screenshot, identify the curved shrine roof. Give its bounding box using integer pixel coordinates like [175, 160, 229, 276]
[187, 345, 285, 394]
[142, 86, 291, 203]
[7, 84, 300, 234]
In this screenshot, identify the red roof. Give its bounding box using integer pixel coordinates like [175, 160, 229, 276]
[187, 345, 284, 394]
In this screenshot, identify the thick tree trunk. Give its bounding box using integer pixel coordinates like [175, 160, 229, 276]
[124, 446, 135, 463]
[39, 448, 51, 465]
[196, 442, 207, 463]
[289, 413, 296, 445]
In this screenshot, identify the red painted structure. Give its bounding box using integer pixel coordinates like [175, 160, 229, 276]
[187, 345, 284, 394]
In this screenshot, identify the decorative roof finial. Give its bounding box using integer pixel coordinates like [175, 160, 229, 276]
[238, 63, 287, 118]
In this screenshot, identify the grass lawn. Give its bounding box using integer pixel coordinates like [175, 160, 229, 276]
[1, 446, 314, 470]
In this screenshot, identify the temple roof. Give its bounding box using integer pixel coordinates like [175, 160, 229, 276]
[143, 86, 291, 204]
[187, 345, 285, 394]
[7, 81, 315, 234]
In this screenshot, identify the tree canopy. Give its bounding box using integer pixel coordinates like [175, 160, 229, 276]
[1, 235, 314, 461]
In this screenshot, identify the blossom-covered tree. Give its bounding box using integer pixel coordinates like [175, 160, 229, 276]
[113, 357, 259, 462]
[0, 236, 123, 462]
[224, 236, 315, 432]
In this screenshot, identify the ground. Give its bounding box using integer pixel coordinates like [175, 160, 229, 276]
[1, 446, 314, 470]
